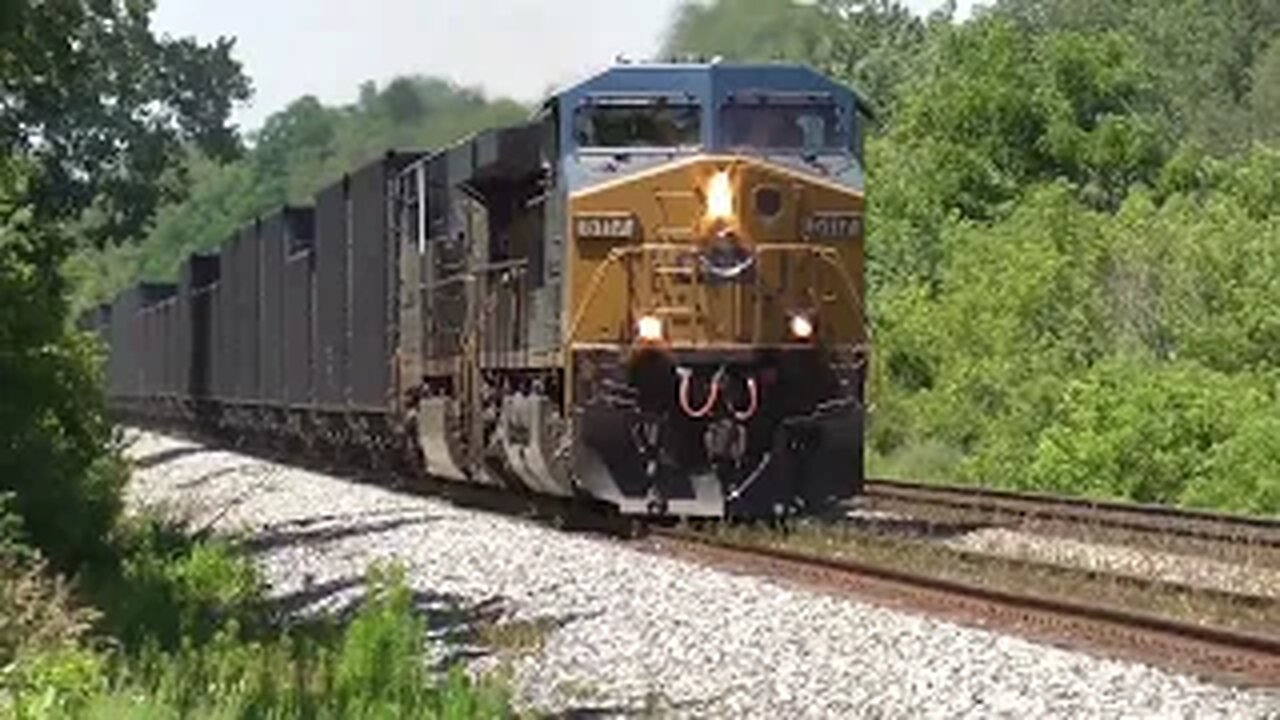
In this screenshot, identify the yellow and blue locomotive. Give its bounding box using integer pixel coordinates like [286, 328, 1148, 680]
[96, 62, 870, 519]
[399, 62, 868, 517]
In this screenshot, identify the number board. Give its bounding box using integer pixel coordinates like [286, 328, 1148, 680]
[803, 212, 862, 240]
[575, 213, 638, 240]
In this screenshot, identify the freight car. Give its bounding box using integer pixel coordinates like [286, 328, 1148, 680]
[90, 62, 871, 519]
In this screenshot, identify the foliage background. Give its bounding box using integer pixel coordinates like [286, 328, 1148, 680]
[67, 79, 527, 313]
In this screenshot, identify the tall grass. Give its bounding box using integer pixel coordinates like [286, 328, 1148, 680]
[1, 515, 510, 719]
[89, 568, 509, 718]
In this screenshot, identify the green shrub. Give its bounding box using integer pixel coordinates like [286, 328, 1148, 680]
[333, 565, 430, 714]
[5, 516, 512, 720]
[4, 645, 106, 720]
[0, 162, 127, 573]
[867, 440, 964, 481]
[92, 564, 510, 719]
[88, 516, 263, 652]
[0, 501, 107, 720]
[1186, 413, 1280, 515]
[965, 357, 1279, 512]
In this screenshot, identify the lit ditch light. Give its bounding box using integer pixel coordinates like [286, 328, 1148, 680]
[789, 313, 815, 340]
[636, 314, 664, 342]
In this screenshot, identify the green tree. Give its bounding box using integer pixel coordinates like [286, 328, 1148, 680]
[0, 0, 249, 570]
[663, 0, 827, 64]
[891, 20, 1169, 215]
[0, 160, 125, 569]
[0, 0, 251, 244]
[812, 0, 929, 112]
[664, 0, 928, 114]
[1245, 37, 1280, 145]
[75, 76, 528, 307]
[252, 96, 339, 201]
[869, 19, 1170, 286]
[874, 184, 1108, 453]
[873, 167, 1280, 512]
[1110, 149, 1280, 372]
[991, 0, 1280, 150]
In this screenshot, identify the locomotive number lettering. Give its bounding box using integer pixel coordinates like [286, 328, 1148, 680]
[803, 213, 861, 240]
[575, 214, 637, 240]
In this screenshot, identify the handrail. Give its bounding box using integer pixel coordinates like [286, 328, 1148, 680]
[423, 258, 531, 292]
[566, 242, 864, 344]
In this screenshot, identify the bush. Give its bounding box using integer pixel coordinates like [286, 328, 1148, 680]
[4, 516, 511, 719]
[964, 357, 1280, 512]
[0, 162, 127, 573]
[867, 440, 964, 481]
[870, 159, 1280, 515]
[1186, 413, 1280, 515]
[92, 516, 263, 652]
[91, 563, 509, 719]
[0, 499, 106, 719]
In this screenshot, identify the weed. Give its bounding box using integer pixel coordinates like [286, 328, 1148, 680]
[2, 514, 513, 719]
[476, 617, 558, 657]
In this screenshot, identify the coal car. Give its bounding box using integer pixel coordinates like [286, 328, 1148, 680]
[93, 62, 871, 518]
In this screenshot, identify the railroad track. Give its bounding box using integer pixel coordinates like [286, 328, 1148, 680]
[649, 526, 1280, 687]
[137, 428, 1280, 686]
[861, 478, 1280, 548]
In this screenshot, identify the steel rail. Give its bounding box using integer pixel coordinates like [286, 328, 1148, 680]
[862, 478, 1280, 547]
[650, 527, 1280, 687]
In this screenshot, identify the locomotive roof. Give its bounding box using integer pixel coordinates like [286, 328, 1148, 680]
[400, 62, 873, 187]
[552, 62, 872, 118]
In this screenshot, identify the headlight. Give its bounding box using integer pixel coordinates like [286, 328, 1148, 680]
[705, 170, 734, 222]
[637, 314, 664, 342]
[789, 313, 815, 340]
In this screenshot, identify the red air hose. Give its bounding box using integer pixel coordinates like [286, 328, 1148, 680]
[678, 367, 720, 419]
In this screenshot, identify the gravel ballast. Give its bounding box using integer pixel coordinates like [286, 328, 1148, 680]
[839, 505, 1280, 599]
[123, 431, 1280, 718]
[943, 526, 1280, 598]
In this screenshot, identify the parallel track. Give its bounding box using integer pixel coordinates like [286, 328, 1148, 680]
[861, 478, 1280, 548]
[649, 526, 1280, 687]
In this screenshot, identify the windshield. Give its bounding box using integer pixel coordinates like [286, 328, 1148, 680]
[574, 101, 701, 148]
[721, 102, 843, 151]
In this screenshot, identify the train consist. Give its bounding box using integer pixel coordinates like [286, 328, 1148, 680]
[89, 63, 871, 518]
